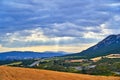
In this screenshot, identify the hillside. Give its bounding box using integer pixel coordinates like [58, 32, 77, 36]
[69, 34, 120, 58]
[0, 66, 119, 80]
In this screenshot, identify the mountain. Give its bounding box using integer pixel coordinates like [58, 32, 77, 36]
[69, 34, 120, 58]
[0, 51, 67, 60]
[0, 66, 119, 80]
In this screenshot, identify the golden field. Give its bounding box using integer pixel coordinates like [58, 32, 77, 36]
[0, 66, 119, 80]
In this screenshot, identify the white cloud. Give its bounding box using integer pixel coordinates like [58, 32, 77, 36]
[83, 23, 113, 39]
[0, 44, 2, 48]
[105, 3, 120, 7]
[1, 27, 75, 48]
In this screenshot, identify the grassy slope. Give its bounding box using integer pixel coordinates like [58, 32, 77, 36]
[0, 66, 119, 80]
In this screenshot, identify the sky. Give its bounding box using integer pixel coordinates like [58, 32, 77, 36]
[0, 0, 120, 53]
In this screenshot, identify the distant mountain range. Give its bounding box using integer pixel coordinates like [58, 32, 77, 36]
[69, 34, 120, 58]
[1, 34, 120, 60]
[0, 51, 67, 60]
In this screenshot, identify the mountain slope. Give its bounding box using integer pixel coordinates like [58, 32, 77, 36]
[69, 34, 120, 58]
[0, 66, 119, 80]
[0, 51, 66, 60]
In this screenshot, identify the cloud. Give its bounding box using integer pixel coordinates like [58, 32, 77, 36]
[43, 22, 84, 37]
[0, 0, 120, 52]
[0, 22, 112, 48]
[0, 27, 75, 47]
[83, 24, 113, 40]
[105, 3, 120, 7]
[0, 0, 119, 31]
[0, 44, 2, 48]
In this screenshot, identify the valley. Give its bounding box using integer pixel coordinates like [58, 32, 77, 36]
[0, 34, 120, 79]
[0, 54, 120, 76]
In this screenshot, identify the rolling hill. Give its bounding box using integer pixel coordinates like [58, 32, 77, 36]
[0, 66, 119, 80]
[0, 51, 66, 60]
[69, 34, 120, 58]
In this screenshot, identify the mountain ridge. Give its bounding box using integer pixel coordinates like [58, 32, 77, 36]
[68, 34, 120, 58]
[0, 51, 67, 60]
